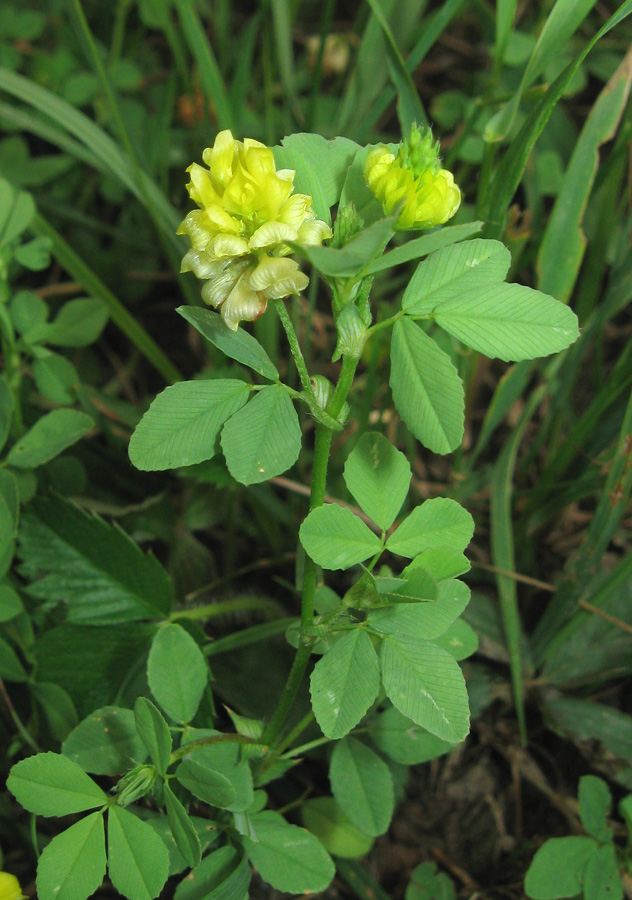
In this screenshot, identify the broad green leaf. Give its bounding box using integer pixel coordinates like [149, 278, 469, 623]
[310, 630, 380, 738]
[164, 784, 201, 870]
[433, 282, 579, 362]
[0, 583, 23, 621]
[36, 812, 106, 900]
[176, 307, 279, 381]
[181, 729, 254, 812]
[14, 235, 51, 270]
[129, 379, 249, 472]
[406, 862, 456, 900]
[402, 240, 511, 315]
[0, 635, 28, 681]
[242, 810, 335, 893]
[108, 806, 170, 900]
[343, 432, 411, 530]
[173, 845, 251, 900]
[18, 496, 173, 623]
[384, 567, 438, 604]
[147, 624, 208, 724]
[0, 374, 13, 452]
[330, 737, 394, 836]
[274, 133, 360, 224]
[366, 222, 484, 275]
[36, 298, 108, 347]
[302, 797, 373, 859]
[386, 498, 474, 559]
[582, 844, 623, 900]
[300, 505, 382, 570]
[370, 706, 457, 765]
[33, 353, 80, 405]
[8, 751, 106, 816]
[31, 682, 78, 743]
[134, 697, 172, 776]
[10, 290, 48, 336]
[175, 759, 236, 809]
[433, 618, 478, 661]
[524, 836, 599, 899]
[578, 776, 612, 843]
[390, 318, 464, 455]
[221, 385, 301, 485]
[381, 635, 470, 743]
[403, 548, 470, 581]
[35, 624, 155, 719]
[0, 470, 19, 534]
[6, 409, 93, 469]
[368, 579, 471, 639]
[0, 178, 35, 247]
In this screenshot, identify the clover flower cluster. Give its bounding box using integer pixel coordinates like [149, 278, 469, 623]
[364, 124, 461, 230]
[178, 130, 331, 330]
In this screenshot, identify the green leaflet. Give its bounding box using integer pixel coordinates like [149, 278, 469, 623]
[221, 384, 301, 485]
[7, 409, 94, 469]
[433, 282, 579, 362]
[343, 432, 411, 531]
[390, 318, 464, 454]
[310, 630, 380, 738]
[299, 504, 382, 570]
[380, 635, 470, 743]
[402, 239, 511, 315]
[36, 812, 106, 900]
[129, 379, 250, 472]
[7, 752, 106, 817]
[386, 498, 474, 559]
[176, 307, 279, 381]
[147, 624, 208, 724]
[329, 737, 394, 837]
[107, 806, 170, 900]
[63, 707, 147, 776]
[242, 810, 335, 893]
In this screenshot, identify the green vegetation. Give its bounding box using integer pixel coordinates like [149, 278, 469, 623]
[0, 2, 631, 898]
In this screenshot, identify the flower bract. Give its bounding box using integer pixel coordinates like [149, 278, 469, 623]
[179, 130, 331, 330]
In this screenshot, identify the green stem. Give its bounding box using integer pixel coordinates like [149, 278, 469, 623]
[276, 710, 315, 754]
[170, 732, 261, 764]
[171, 595, 281, 622]
[262, 354, 359, 748]
[274, 300, 312, 394]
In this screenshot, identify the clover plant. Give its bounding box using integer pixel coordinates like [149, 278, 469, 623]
[6, 126, 579, 899]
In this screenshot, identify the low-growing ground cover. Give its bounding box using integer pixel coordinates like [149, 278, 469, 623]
[0, 2, 631, 899]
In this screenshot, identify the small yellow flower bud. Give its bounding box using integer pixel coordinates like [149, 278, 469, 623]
[179, 130, 332, 329]
[364, 125, 461, 231]
[0, 872, 26, 900]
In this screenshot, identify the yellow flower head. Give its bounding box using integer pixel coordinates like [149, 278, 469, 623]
[364, 124, 461, 230]
[0, 872, 26, 900]
[178, 130, 332, 330]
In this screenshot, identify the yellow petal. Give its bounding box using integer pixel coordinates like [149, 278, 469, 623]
[0, 873, 24, 900]
[177, 210, 216, 250]
[204, 203, 242, 234]
[201, 259, 250, 309]
[221, 269, 268, 330]
[278, 194, 312, 228]
[242, 144, 276, 180]
[296, 218, 332, 246]
[249, 221, 298, 249]
[208, 234, 250, 258]
[250, 255, 309, 299]
[186, 163, 220, 207]
[181, 249, 228, 279]
[203, 130, 236, 189]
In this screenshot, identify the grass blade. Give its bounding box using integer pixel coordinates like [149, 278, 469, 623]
[537, 49, 632, 302]
[172, 0, 235, 132]
[490, 387, 545, 745]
